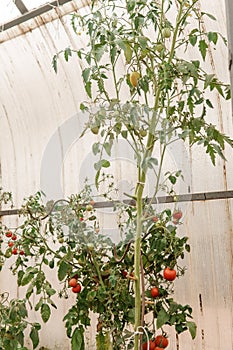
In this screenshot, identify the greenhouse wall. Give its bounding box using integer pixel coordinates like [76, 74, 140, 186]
[0, 0, 232, 349]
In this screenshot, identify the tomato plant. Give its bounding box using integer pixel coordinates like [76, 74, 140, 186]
[1, 0, 233, 349]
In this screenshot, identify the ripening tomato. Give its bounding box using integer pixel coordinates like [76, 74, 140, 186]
[163, 267, 176, 281]
[173, 210, 182, 220]
[8, 241, 14, 247]
[69, 278, 78, 287]
[130, 71, 140, 87]
[154, 335, 169, 348]
[150, 287, 159, 298]
[72, 283, 81, 293]
[152, 216, 159, 222]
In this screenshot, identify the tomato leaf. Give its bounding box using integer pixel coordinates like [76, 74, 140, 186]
[29, 326, 39, 349]
[58, 260, 71, 281]
[41, 303, 51, 323]
[198, 40, 208, 61]
[71, 327, 85, 350]
[186, 321, 197, 339]
[156, 308, 170, 329]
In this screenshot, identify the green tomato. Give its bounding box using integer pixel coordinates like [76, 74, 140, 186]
[91, 126, 99, 135]
[162, 27, 171, 38]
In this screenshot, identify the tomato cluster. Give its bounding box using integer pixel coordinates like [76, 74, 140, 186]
[4, 230, 24, 256]
[142, 335, 169, 349]
[68, 276, 82, 294]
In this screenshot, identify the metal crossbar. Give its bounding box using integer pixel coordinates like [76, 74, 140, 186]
[0, 190, 233, 217]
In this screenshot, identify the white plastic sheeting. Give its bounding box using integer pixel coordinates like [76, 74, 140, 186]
[0, 0, 232, 349]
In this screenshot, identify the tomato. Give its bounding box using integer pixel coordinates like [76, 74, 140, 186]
[163, 267, 176, 281]
[150, 287, 159, 298]
[8, 242, 14, 247]
[12, 235, 17, 241]
[130, 71, 140, 87]
[86, 204, 93, 211]
[12, 248, 18, 255]
[89, 200, 95, 206]
[142, 340, 156, 350]
[162, 28, 171, 38]
[121, 270, 128, 277]
[139, 129, 147, 137]
[19, 250, 25, 255]
[5, 231, 12, 238]
[72, 283, 81, 293]
[79, 217, 84, 222]
[155, 43, 164, 52]
[91, 126, 99, 135]
[152, 216, 158, 222]
[173, 210, 182, 220]
[154, 335, 169, 348]
[155, 347, 164, 350]
[69, 278, 78, 287]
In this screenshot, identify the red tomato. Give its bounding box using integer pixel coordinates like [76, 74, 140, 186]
[12, 248, 18, 255]
[5, 231, 12, 238]
[173, 210, 182, 220]
[154, 335, 169, 348]
[69, 278, 78, 287]
[72, 283, 81, 293]
[12, 234, 17, 241]
[142, 340, 156, 350]
[121, 270, 128, 277]
[152, 216, 158, 222]
[8, 241, 14, 247]
[19, 250, 25, 255]
[150, 287, 159, 298]
[163, 267, 176, 281]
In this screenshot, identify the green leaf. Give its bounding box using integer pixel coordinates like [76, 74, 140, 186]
[30, 326, 39, 349]
[206, 99, 214, 108]
[121, 130, 128, 139]
[64, 47, 72, 62]
[202, 12, 216, 21]
[58, 260, 71, 281]
[116, 39, 132, 64]
[94, 159, 110, 171]
[103, 142, 112, 156]
[82, 68, 91, 83]
[41, 303, 51, 323]
[198, 40, 208, 61]
[168, 175, 176, 185]
[208, 32, 218, 44]
[204, 74, 215, 89]
[92, 142, 100, 155]
[85, 82, 92, 98]
[71, 327, 84, 350]
[52, 55, 57, 73]
[189, 34, 197, 46]
[138, 36, 148, 50]
[186, 321, 197, 339]
[93, 44, 106, 62]
[156, 308, 170, 329]
[21, 268, 37, 286]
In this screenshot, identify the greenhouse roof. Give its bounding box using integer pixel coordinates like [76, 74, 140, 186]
[0, 0, 73, 30]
